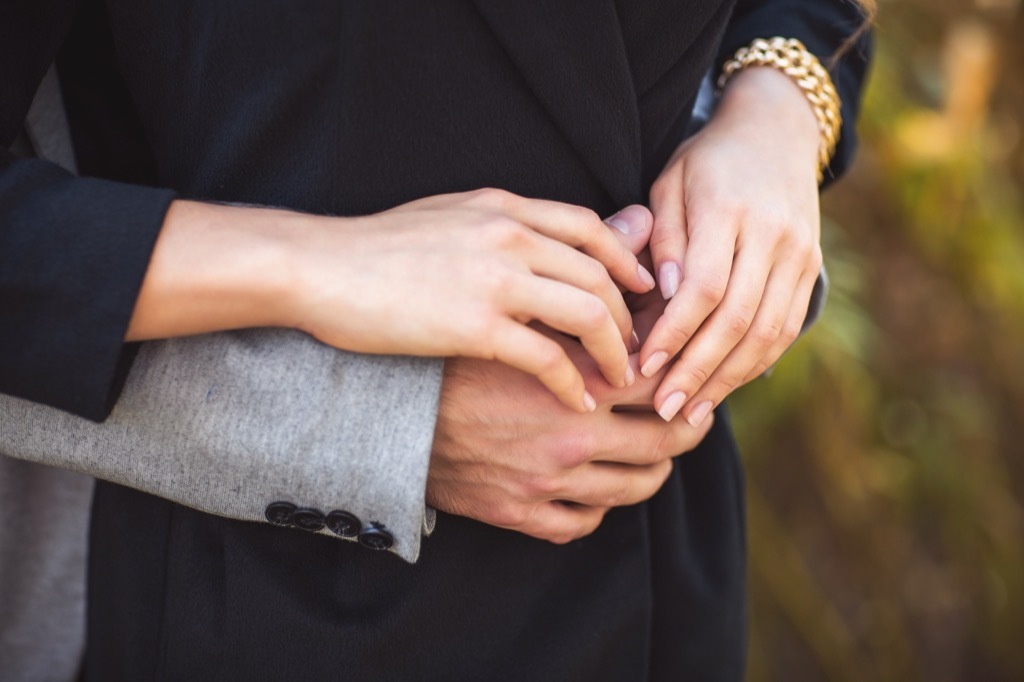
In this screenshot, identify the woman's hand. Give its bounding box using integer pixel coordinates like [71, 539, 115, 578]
[639, 67, 825, 423]
[286, 190, 657, 413]
[131, 190, 655, 413]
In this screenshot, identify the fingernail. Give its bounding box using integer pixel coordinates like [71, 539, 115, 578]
[605, 214, 642, 235]
[630, 329, 641, 352]
[624, 365, 636, 386]
[687, 400, 714, 427]
[638, 263, 656, 291]
[657, 391, 687, 422]
[583, 391, 598, 412]
[640, 351, 669, 378]
[658, 261, 681, 300]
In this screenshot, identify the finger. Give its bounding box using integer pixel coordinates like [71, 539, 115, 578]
[502, 501, 609, 545]
[603, 204, 654, 256]
[676, 260, 803, 424]
[741, 263, 820, 384]
[639, 209, 737, 379]
[554, 459, 673, 508]
[648, 161, 687, 301]
[505, 278, 631, 389]
[548, 408, 714, 467]
[650, 241, 772, 421]
[601, 409, 714, 462]
[489, 192, 657, 294]
[488, 320, 595, 413]
[525, 238, 635, 351]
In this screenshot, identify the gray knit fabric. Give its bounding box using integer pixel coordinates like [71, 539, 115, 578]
[0, 331, 445, 562]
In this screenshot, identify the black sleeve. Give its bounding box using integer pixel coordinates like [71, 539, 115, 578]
[1, 0, 176, 421]
[716, 0, 873, 185]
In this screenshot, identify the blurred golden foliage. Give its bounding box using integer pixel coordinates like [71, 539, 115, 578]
[732, 1, 1024, 679]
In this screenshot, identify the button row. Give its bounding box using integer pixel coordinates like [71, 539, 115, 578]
[264, 501, 394, 550]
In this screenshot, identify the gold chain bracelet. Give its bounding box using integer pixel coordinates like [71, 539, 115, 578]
[718, 37, 842, 182]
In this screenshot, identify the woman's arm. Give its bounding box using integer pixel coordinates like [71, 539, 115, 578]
[126, 192, 655, 413]
[637, 0, 872, 422]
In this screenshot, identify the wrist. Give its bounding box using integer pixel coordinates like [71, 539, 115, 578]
[128, 200, 317, 340]
[717, 37, 843, 181]
[713, 67, 821, 176]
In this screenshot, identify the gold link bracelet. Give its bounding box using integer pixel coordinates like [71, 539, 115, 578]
[718, 37, 842, 182]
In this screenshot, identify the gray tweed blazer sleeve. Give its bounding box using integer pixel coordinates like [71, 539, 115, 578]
[0, 330, 444, 563]
[1, 68, 443, 563]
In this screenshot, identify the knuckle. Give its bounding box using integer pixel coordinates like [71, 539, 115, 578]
[534, 342, 568, 377]
[655, 459, 673, 485]
[685, 364, 711, 386]
[648, 225, 680, 251]
[580, 257, 612, 292]
[554, 430, 594, 468]
[568, 204, 601, 230]
[577, 296, 612, 333]
[808, 245, 824, 271]
[726, 311, 753, 337]
[649, 176, 674, 204]
[479, 263, 517, 297]
[489, 502, 531, 529]
[480, 217, 530, 249]
[475, 187, 515, 208]
[663, 315, 695, 345]
[694, 277, 727, 306]
[780, 320, 802, 345]
[651, 425, 679, 461]
[752, 320, 783, 348]
[523, 474, 562, 499]
[747, 361, 770, 380]
[761, 217, 790, 246]
[709, 375, 739, 396]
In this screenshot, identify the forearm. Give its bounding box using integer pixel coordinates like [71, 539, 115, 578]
[126, 199, 311, 341]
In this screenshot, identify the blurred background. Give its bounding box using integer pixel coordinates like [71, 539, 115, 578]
[731, 0, 1024, 679]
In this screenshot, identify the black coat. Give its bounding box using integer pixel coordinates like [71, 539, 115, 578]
[1, 0, 870, 679]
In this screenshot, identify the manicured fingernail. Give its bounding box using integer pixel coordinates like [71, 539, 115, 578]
[638, 263, 656, 291]
[605, 216, 634, 234]
[630, 329, 641, 352]
[624, 365, 636, 386]
[658, 261, 681, 299]
[583, 391, 598, 412]
[657, 391, 687, 422]
[606, 210, 645, 235]
[640, 351, 669, 378]
[687, 400, 714, 427]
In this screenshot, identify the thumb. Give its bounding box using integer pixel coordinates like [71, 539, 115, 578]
[604, 204, 653, 256]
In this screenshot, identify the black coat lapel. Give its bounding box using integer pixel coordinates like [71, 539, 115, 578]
[473, 1, 642, 207]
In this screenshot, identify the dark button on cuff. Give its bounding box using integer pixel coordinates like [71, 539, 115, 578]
[265, 501, 297, 526]
[291, 508, 326, 532]
[326, 510, 361, 538]
[358, 523, 394, 551]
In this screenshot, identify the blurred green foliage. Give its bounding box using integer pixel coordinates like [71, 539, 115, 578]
[732, 1, 1024, 679]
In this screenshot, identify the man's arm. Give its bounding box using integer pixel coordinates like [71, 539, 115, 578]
[0, 331, 445, 562]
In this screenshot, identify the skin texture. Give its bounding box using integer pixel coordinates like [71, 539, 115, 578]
[641, 67, 824, 426]
[128, 189, 656, 413]
[427, 211, 713, 543]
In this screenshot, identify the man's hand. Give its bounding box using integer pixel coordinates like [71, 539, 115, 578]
[427, 330, 713, 544]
